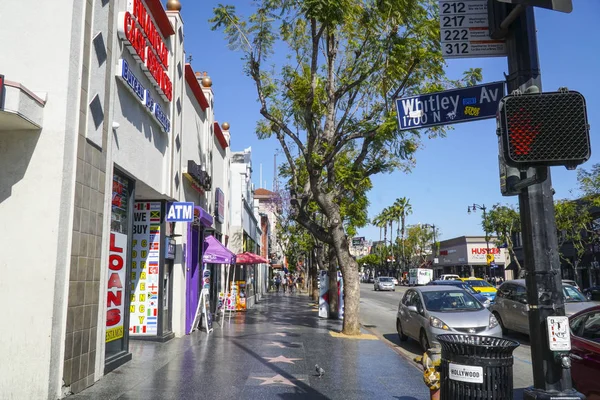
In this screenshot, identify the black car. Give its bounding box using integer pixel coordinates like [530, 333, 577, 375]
[583, 286, 600, 301]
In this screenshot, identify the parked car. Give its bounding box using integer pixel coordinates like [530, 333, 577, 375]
[396, 286, 502, 351]
[439, 274, 461, 281]
[490, 279, 598, 335]
[583, 286, 600, 301]
[428, 280, 491, 308]
[563, 279, 582, 292]
[460, 278, 498, 302]
[568, 305, 600, 398]
[374, 277, 395, 291]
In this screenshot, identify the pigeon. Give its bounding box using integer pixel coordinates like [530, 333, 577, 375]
[315, 364, 325, 378]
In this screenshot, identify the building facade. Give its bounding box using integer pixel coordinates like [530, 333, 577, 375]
[0, 1, 239, 398]
[433, 236, 512, 280]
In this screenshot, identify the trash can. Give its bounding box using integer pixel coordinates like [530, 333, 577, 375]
[437, 334, 520, 400]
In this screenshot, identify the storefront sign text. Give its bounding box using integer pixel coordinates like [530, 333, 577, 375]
[117, 0, 172, 102]
[106, 232, 127, 343]
[471, 247, 500, 254]
[117, 59, 170, 133]
[130, 201, 162, 336]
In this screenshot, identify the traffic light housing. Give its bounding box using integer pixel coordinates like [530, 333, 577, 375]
[497, 90, 591, 169]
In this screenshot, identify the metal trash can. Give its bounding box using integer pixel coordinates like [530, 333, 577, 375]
[438, 334, 520, 400]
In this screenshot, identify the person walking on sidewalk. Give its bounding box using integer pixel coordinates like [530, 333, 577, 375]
[282, 275, 288, 293]
[275, 275, 281, 292]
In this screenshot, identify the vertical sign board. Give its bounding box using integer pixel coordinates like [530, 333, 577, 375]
[395, 82, 505, 131]
[0, 74, 5, 110]
[439, 0, 507, 58]
[106, 232, 128, 342]
[130, 202, 162, 335]
[215, 188, 225, 224]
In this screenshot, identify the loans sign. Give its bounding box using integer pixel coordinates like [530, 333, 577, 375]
[395, 81, 504, 131]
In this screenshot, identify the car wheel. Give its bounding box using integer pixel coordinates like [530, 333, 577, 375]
[393, 289, 395, 292]
[586, 291, 592, 301]
[420, 330, 430, 352]
[397, 319, 408, 341]
[494, 312, 508, 335]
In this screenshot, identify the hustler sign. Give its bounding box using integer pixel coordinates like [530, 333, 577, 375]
[395, 82, 504, 131]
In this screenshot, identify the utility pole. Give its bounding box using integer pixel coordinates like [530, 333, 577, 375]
[497, 4, 582, 399]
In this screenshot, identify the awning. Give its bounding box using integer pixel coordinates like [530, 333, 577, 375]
[202, 235, 235, 264]
[193, 206, 213, 227]
[236, 252, 268, 265]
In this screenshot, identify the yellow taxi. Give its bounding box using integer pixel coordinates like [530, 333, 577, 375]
[459, 278, 498, 301]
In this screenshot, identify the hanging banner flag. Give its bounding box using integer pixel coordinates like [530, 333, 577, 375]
[130, 201, 162, 336]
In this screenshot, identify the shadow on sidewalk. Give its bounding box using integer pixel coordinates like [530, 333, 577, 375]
[232, 339, 329, 399]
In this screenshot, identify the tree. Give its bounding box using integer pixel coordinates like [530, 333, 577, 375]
[211, 1, 480, 334]
[482, 204, 522, 278]
[403, 224, 434, 267]
[577, 163, 600, 205]
[393, 197, 412, 272]
[554, 199, 593, 283]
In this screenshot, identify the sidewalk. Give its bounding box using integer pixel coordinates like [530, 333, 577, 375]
[70, 291, 430, 400]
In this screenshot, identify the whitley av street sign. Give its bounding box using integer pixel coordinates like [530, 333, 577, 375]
[395, 81, 505, 131]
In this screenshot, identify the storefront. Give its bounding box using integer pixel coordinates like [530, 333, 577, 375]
[434, 236, 510, 279]
[185, 206, 213, 334]
[105, 170, 134, 372]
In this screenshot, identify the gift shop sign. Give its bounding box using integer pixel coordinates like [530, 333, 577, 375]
[106, 232, 127, 343]
[117, 0, 172, 102]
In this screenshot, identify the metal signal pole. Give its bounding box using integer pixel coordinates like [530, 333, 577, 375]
[501, 6, 582, 399]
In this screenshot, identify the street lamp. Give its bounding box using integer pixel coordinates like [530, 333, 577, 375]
[467, 203, 491, 278]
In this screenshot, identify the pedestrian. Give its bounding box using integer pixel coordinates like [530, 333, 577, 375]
[275, 275, 281, 292]
[282, 275, 287, 293]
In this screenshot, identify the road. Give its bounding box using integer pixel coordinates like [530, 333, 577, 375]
[358, 282, 534, 391]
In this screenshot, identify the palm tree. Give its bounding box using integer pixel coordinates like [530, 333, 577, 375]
[372, 213, 387, 271]
[394, 197, 412, 272]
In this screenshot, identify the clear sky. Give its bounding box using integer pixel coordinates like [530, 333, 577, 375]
[178, 1, 600, 242]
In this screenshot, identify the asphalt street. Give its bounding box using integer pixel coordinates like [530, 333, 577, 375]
[358, 282, 535, 392]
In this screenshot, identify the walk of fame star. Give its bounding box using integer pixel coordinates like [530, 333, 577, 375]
[272, 332, 287, 337]
[266, 341, 287, 348]
[252, 374, 304, 386]
[263, 355, 302, 364]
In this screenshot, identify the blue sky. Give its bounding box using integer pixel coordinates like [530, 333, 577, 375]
[179, 1, 600, 242]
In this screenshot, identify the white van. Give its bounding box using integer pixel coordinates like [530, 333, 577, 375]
[408, 268, 433, 286]
[439, 274, 460, 281]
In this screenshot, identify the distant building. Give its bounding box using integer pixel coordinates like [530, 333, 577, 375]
[350, 236, 371, 258]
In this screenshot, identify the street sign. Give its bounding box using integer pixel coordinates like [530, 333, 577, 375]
[486, 254, 494, 264]
[439, 0, 507, 58]
[166, 202, 195, 222]
[395, 81, 504, 131]
[547, 316, 571, 351]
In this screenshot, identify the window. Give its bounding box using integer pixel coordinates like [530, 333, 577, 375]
[514, 286, 527, 304]
[403, 291, 415, 306]
[570, 315, 586, 336]
[582, 312, 600, 343]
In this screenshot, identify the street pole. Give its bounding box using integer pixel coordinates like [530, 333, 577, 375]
[483, 206, 491, 278]
[504, 6, 581, 399]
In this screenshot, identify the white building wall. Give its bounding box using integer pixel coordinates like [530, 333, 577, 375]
[0, 2, 83, 398]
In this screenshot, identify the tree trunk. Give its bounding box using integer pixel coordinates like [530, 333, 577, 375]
[327, 246, 339, 319]
[311, 244, 325, 301]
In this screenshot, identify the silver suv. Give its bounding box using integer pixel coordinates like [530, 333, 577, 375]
[490, 279, 597, 335]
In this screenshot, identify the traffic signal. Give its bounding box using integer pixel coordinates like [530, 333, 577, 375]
[497, 90, 591, 169]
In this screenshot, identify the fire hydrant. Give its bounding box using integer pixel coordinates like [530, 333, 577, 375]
[414, 343, 442, 400]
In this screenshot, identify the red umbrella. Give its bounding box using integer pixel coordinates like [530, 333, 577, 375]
[235, 252, 269, 264]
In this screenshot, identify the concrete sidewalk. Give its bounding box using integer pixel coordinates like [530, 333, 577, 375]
[70, 291, 430, 400]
